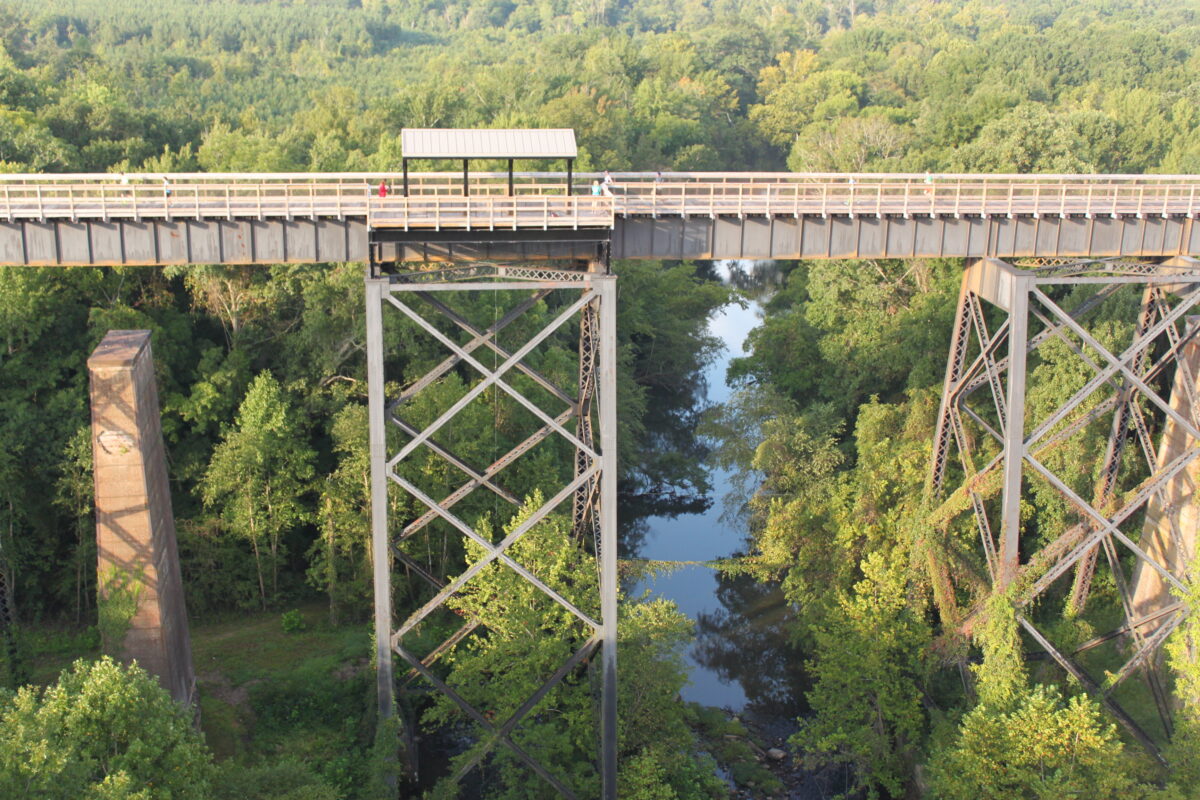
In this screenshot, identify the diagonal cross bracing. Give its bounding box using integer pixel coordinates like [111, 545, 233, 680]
[388, 463, 603, 637]
[366, 263, 619, 800]
[400, 408, 576, 540]
[385, 290, 599, 466]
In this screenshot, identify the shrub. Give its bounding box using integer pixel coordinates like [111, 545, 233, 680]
[281, 609, 307, 634]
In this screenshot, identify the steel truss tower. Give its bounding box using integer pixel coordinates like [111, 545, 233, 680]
[365, 262, 618, 799]
[929, 256, 1200, 759]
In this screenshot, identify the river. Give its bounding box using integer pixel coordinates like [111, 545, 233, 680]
[630, 263, 807, 720]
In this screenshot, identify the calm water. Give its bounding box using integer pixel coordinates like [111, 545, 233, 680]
[632, 268, 806, 716]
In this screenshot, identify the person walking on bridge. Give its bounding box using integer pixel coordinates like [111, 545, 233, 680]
[601, 170, 616, 197]
[602, 170, 615, 192]
[378, 180, 389, 198]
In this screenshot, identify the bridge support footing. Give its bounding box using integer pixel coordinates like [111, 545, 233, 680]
[366, 262, 618, 798]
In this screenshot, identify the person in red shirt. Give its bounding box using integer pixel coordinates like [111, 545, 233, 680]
[378, 180, 389, 198]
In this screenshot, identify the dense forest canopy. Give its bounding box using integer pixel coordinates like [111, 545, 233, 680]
[0, 0, 1195, 173]
[0, 0, 1199, 798]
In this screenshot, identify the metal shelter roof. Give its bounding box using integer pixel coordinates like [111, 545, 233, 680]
[401, 128, 577, 160]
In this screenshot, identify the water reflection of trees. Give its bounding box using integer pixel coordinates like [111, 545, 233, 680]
[620, 261, 731, 518]
[618, 490, 712, 558]
[715, 260, 785, 300]
[693, 567, 810, 717]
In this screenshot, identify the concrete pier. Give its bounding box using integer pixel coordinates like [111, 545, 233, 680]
[88, 330, 196, 708]
[1132, 318, 1200, 627]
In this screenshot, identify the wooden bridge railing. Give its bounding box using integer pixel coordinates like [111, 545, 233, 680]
[0, 172, 1195, 226]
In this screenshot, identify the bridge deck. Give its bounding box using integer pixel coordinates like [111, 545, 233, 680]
[0, 172, 1196, 265]
[2, 172, 1197, 224]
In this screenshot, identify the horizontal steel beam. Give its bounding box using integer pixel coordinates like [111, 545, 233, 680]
[0, 214, 1196, 267]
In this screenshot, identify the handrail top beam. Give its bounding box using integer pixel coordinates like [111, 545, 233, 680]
[0, 171, 1195, 185]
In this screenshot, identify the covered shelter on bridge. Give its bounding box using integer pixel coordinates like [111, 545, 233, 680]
[400, 128, 577, 197]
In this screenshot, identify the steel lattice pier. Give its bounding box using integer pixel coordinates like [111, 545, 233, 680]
[365, 262, 618, 798]
[929, 256, 1200, 759]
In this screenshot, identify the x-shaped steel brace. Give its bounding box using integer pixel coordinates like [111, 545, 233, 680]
[1024, 450, 1194, 597]
[386, 291, 599, 466]
[390, 463, 602, 642]
[1024, 286, 1200, 449]
[395, 636, 600, 800]
[383, 288, 557, 508]
[400, 408, 576, 541]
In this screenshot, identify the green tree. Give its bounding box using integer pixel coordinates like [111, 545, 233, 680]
[0, 657, 212, 799]
[930, 596, 1145, 799]
[929, 685, 1144, 800]
[53, 425, 95, 625]
[202, 371, 315, 608]
[308, 404, 372, 625]
[794, 553, 929, 799]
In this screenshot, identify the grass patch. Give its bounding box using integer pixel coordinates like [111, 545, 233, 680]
[199, 692, 245, 760]
[20, 625, 101, 685]
[192, 603, 376, 798]
[191, 604, 368, 685]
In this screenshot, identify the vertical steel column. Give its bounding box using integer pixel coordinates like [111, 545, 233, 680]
[998, 276, 1030, 586]
[366, 274, 395, 721]
[597, 274, 619, 800]
[929, 279, 973, 496]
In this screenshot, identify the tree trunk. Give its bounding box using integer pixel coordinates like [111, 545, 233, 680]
[251, 536, 267, 611]
[265, 487, 279, 601]
[325, 497, 337, 626]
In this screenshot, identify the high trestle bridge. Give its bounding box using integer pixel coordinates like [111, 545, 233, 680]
[6, 166, 1200, 800]
[0, 171, 1195, 266]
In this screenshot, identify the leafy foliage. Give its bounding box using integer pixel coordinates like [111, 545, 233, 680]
[0, 657, 212, 799]
[201, 371, 316, 608]
[425, 495, 724, 799]
[1, 0, 1199, 795]
[794, 554, 929, 799]
[929, 685, 1143, 800]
